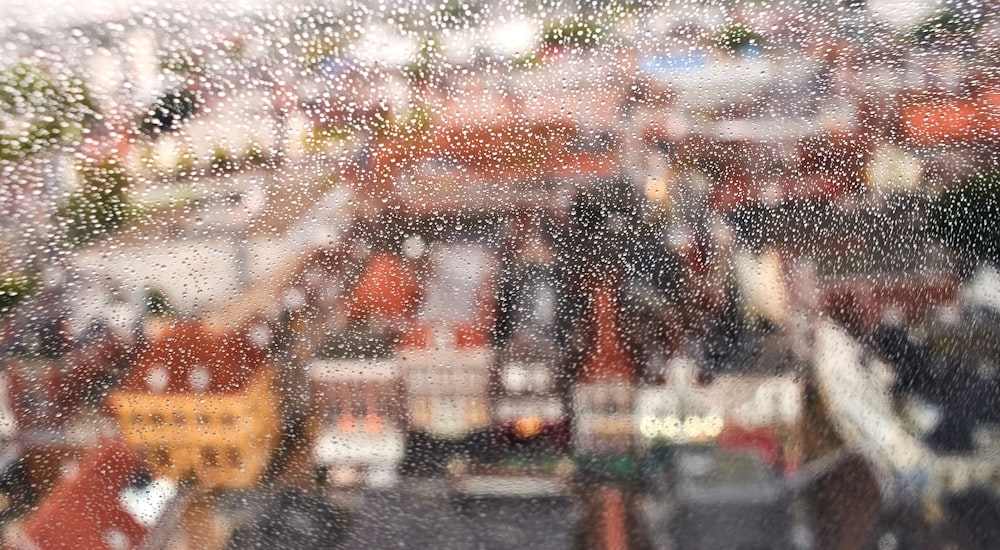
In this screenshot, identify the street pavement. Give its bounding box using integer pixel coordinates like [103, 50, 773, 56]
[337, 481, 583, 550]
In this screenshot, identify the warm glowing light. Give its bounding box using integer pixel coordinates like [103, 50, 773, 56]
[644, 176, 669, 204]
[662, 415, 681, 439]
[640, 413, 726, 441]
[639, 416, 661, 439]
[337, 414, 358, 434]
[514, 416, 544, 438]
[702, 414, 725, 438]
[363, 414, 384, 434]
[683, 416, 704, 439]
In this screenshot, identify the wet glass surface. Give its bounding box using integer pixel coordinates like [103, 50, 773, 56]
[0, 0, 999, 548]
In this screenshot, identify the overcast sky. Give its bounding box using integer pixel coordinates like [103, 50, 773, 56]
[1, 0, 945, 27]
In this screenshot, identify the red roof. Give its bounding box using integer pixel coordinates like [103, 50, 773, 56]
[347, 253, 422, 325]
[900, 90, 1000, 146]
[118, 319, 271, 394]
[19, 438, 148, 550]
[819, 274, 959, 333]
[903, 99, 979, 145]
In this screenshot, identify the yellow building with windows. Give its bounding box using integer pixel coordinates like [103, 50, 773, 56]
[109, 319, 280, 489]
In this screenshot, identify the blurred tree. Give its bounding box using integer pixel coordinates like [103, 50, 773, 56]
[0, 271, 39, 315]
[908, 5, 984, 48]
[139, 88, 199, 136]
[403, 34, 442, 85]
[143, 288, 172, 317]
[210, 144, 237, 173]
[432, 0, 485, 28]
[0, 62, 95, 161]
[714, 24, 765, 56]
[929, 170, 1000, 269]
[542, 18, 606, 49]
[160, 48, 205, 77]
[294, 8, 348, 69]
[56, 157, 135, 246]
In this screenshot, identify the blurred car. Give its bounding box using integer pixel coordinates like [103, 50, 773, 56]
[446, 454, 575, 499]
[310, 358, 406, 489]
[492, 270, 570, 450]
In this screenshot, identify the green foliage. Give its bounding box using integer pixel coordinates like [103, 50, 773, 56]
[161, 49, 204, 76]
[294, 6, 347, 68]
[434, 0, 483, 26]
[57, 158, 135, 247]
[221, 38, 247, 62]
[611, 0, 659, 15]
[403, 34, 442, 84]
[908, 7, 983, 46]
[542, 19, 606, 49]
[143, 287, 172, 317]
[210, 145, 236, 172]
[0, 271, 39, 315]
[0, 62, 95, 161]
[301, 36, 346, 69]
[245, 142, 268, 165]
[140, 89, 198, 135]
[368, 106, 431, 141]
[396, 105, 432, 137]
[302, 124, 352, 154]
[512, 52, 542, 71]
[929, 170, 1000, 268]
[403, 59, 432, 84]
[714, 24, 765, 55]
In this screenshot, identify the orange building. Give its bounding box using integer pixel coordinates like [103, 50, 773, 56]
[573, 280, 639, 454]
[580, 282, 638, 385]
[347, 252, 422, 326]
[109, 319, 280, 489]
[901, 90, 1000, 145]
[903, 98, 979, 145]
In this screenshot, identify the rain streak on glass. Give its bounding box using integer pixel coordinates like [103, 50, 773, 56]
[0, 0, 998, 548]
